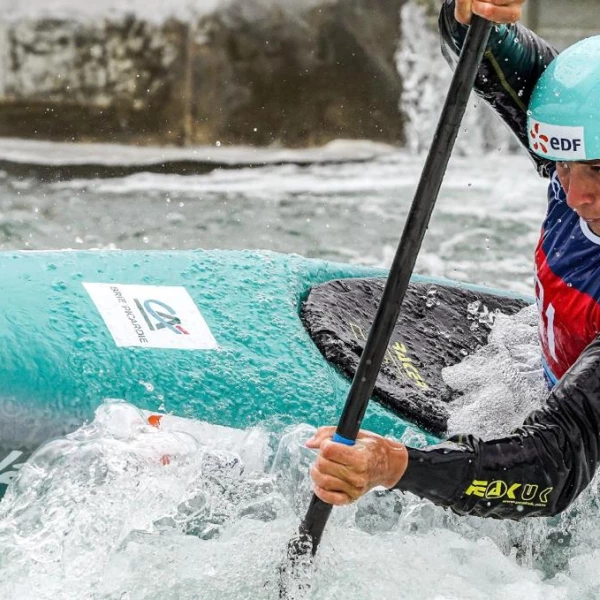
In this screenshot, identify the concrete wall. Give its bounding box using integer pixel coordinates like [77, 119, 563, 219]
[413, 0, 597, 50]
[524, 0, 598, 50]
[0, 0, 407, 147]
[0, 18, 189, 144]
[0, 0, 595, 146]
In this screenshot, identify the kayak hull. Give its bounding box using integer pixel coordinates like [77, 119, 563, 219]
[0, 249, 532, 497]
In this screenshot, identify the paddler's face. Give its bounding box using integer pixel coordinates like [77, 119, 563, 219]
[557, 160, 600, 235]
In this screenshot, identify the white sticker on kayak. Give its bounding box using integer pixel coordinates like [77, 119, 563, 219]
[0, 450, 23, 486]
[83, 283, 218, 350]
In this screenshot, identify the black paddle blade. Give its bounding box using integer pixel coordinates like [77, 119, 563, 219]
[278, 533, 313, 599]
[278, 497, 332, 598]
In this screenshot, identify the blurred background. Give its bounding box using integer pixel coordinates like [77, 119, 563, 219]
[0, 0, 595, 290]
[0, 0, 595, 148]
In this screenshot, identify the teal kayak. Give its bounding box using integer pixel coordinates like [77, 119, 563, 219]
[0, 249, 531, 498]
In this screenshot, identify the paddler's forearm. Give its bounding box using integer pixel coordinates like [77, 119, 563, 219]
[394, 335, 600, 519]
[439, 0, 557, 176]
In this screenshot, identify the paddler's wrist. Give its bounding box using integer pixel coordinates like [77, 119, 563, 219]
[382, 439, 409, 489]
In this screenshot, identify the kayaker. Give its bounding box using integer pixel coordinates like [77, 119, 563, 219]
[308, 0, 600, 519]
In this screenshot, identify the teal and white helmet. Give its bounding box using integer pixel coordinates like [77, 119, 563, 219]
[528, 35, 600, 162]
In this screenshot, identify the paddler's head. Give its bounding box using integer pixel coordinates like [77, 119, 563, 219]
[528, 35, 600, 234]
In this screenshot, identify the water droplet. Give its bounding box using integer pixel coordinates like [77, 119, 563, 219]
[140, 381, 155, 393]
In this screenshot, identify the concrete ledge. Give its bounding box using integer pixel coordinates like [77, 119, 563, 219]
[0, 137, 396, 180]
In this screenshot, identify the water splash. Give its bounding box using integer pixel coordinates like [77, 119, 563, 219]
[444, 303, 547, 438]
[2, 322, 600, 599]
[397, 2, 521, 157]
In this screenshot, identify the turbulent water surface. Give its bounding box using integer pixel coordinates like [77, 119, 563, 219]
[0, 147, 546, 295]
[2, 143, 598, 600]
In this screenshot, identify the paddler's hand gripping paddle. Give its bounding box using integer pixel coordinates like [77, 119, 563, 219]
[279, 15, 493, 597]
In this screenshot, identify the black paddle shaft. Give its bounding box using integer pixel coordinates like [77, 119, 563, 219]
[291, 16, 494, 559]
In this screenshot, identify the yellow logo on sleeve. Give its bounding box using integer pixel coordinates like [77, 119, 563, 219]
[465, 479, 554, 508]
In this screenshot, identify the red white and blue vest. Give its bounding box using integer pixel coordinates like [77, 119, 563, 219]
[535, 168, 600, 385]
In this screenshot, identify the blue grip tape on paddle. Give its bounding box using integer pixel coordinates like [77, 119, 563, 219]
[333, 433, 356, 446]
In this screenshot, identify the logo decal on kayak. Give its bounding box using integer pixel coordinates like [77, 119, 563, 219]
[83, 283, 218, 350]
[349, 323, 429, 390]
[135, 299, 190, 335]
[529, 120, 586, 160]
[0, 450, 24, 487]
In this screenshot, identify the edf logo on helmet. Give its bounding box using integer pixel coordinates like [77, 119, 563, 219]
[529, 120, 587, 160]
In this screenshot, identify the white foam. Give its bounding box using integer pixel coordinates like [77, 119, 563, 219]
[445, 304, 547, 438]
[2, 398, 598, 599]
[0, 138, 394, 167]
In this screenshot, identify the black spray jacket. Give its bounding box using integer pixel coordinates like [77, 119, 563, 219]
[395, 1, 600, 519]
